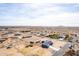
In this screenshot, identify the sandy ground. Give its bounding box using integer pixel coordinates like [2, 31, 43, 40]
[0, 27, 75, 56]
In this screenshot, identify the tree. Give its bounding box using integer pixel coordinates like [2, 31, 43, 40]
[47, 34, 59, 39]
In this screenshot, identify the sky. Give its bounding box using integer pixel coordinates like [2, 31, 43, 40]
[0, 3, 79, 26]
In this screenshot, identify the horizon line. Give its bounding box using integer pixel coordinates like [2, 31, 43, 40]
[0, 25, 79, 27]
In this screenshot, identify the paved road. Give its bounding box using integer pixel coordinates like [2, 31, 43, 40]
[53, 42, 70, 56]
[53, 36, 78, 56]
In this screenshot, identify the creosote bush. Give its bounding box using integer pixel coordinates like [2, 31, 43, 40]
[47, 34, 59, 39]
[64, 49, 79, 56]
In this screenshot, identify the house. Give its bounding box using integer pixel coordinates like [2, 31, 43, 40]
[70, 32, 78, 37]
[41, 40, 53, 48]
[59, 35, 66, 41]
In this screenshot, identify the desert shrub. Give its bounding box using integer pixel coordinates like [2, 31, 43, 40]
[47, 34, 59, 39]
[76, 50, 79, 56]
[29, 45, 33, 47]
[25, 45, 29, 48]
[64, 34, 69, 41]
[35, 41, 40, 43]
[6, 46, 11, 49]
[64, 49, 76, 56]
[0, 40, 6, 43]
[64, 49, 79, 56]
[67, 37, 73, 42]
[76, 40, 79, 43]
[21, 30, 31, 33]
[30, 41, 34, 44]
[25, 44, 33, 48]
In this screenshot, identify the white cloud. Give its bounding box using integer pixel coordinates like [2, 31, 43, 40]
[26, 12, 79, 26]
[0, 3, 79, 26]
[1, 12, 79, 26]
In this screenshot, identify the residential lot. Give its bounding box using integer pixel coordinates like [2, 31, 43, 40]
[0, 26, 79, 56]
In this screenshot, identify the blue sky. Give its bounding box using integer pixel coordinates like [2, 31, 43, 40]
[0, 3, 79, 26]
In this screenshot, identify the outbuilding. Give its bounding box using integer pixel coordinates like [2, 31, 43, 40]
[41, 40, 53, 48]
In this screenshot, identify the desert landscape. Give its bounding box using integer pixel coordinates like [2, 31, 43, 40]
[0, 26, 79, 56]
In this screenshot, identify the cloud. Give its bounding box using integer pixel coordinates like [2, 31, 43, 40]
[0, 3, 79, 26]
[27, 12, 79, 26]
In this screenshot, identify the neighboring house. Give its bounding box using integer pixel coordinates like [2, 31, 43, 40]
[70, 33, 78, 37]
[59, 35, 66, 41]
